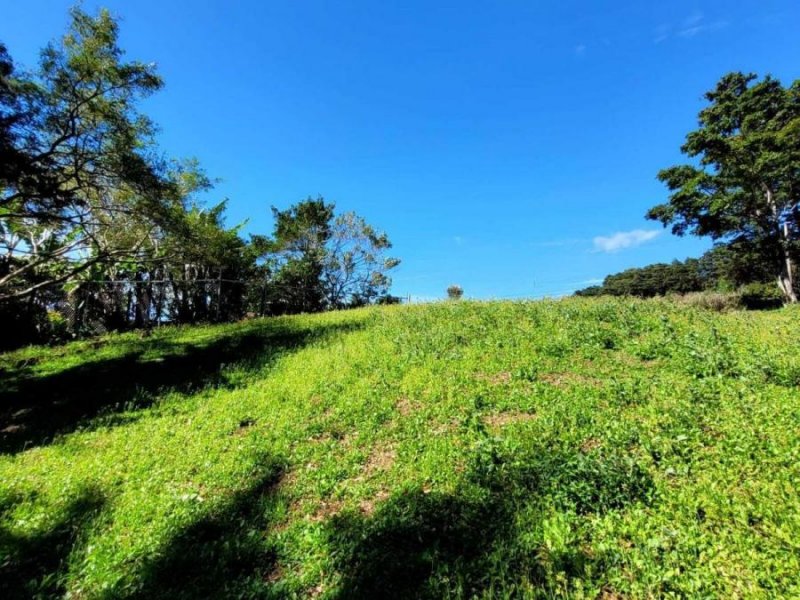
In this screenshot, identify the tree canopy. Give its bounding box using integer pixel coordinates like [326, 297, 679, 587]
[646, 72, 800, 302]
[0, 9, 400, 349]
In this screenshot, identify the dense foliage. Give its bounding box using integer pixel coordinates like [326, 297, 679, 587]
[0, 10, 398, 349]
[575, 243, 784, 307]
[1, 298, 799, 597]
[646, 72, 800, 302]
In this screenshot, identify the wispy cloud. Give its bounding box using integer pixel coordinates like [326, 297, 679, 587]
[574, 44, 586, 57]
[593, 229, 661, 253]
[452, 235, 464, 246]
[678, 19, 728, 38]
[653, 24, 670, 44]
[654, 12, 729, 43]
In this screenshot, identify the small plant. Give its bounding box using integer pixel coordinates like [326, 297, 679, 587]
[446, 285, 464, 300]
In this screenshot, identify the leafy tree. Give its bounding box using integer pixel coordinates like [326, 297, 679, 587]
[265, 197, 399, 313]
[266, 197, 333, 314]
[580, 260, 704, 298]
[646, 73, 800, 302]
[324, 212, 400, 308]
[0, 8, 183, 301]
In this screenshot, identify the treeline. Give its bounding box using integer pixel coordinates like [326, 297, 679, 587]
[0, 9, 398, 349]
[583, 70, 799, 306]
[576, 243, 784, 308]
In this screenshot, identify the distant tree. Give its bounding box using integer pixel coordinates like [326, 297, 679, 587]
[446, 284, 464, 300]
[646, 73, 800, 302]
[376, 294, 402, 305]
[265, 197, 399, 313]
[574, 285, 603, 297]
[323, 212, 400, 308]
[576, 257, 711, 298]
[697, 241, 775, 290]
[264, 198, 332, 314]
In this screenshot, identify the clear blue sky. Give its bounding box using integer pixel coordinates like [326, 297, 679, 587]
[4, 1, 799, 299]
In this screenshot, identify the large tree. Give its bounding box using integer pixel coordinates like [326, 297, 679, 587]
[646, 73, 800, 302]
[0, 8, 183, 301]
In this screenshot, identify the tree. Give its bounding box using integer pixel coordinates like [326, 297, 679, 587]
[0, 8, 183, 301]
[266, 197, 334, 314]
[265, 197, 399, 313]
[323, 212, 400, 308]
[646, 73, 800, 303]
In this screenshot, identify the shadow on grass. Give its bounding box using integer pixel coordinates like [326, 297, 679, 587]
[116, 457, 287, 600]
[325, 437, 655, 599]
[0, 320, 363, 454]
[327, 488, 515, 599]
[0, 488, 106, 600]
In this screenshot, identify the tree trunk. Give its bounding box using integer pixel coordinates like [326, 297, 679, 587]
[767, 189, 797, 304]
[778, 221, 797, 303]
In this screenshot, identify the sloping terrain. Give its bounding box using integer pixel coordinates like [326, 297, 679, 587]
[1, 299, 799, 598]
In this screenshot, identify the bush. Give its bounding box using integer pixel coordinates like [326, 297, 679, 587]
[739, 282, 785, 310]
[46, 310, 71, 343]
[446, 285, 464, 300]
[670, 291, 742, 312]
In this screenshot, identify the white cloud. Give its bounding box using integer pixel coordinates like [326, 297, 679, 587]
[593, 229, 661, 253]
[654, 13, 728, 43]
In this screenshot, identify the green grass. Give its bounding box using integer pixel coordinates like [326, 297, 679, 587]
[1, 298, 799, 598]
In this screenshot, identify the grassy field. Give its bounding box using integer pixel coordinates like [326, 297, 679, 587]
[1, 298, 799, 599]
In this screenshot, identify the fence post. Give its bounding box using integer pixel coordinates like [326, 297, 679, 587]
[216, 269, 223, 322]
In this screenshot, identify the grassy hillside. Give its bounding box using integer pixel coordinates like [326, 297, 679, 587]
[1, 299, 799, 598]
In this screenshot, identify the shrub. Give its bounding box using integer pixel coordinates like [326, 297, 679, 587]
[670, 291, 742, 312]
[446, 285, 464, 300]
[46, 310, 71, 343]
[739, 282, 785, 310]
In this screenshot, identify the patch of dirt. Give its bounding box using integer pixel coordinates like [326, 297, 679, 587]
[395, 396, 420, 416]
[476, 371, 513, 385]
[359, 489, 391, 515]
[597, 585, 627, 600]
[362, 445, 397, 476]
[264, 565, 284, 584]
[430, 420, 458, 436]
[580, 437, 602, 453]
[232, 418, 256, 436]
[483, 411, 537, 427]
[309, 498, 345, 523]
[539, 372, 601, 388]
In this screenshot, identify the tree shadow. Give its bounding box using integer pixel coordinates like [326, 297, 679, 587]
[327, 488, 517, 599]
[114, 457, 286, 600]
[0, 320, 363, 454]
[0, 488, 106, 599]
[325, 438, 655, 599]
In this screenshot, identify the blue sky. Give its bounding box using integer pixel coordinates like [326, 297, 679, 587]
[4, 1, 799, 299]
